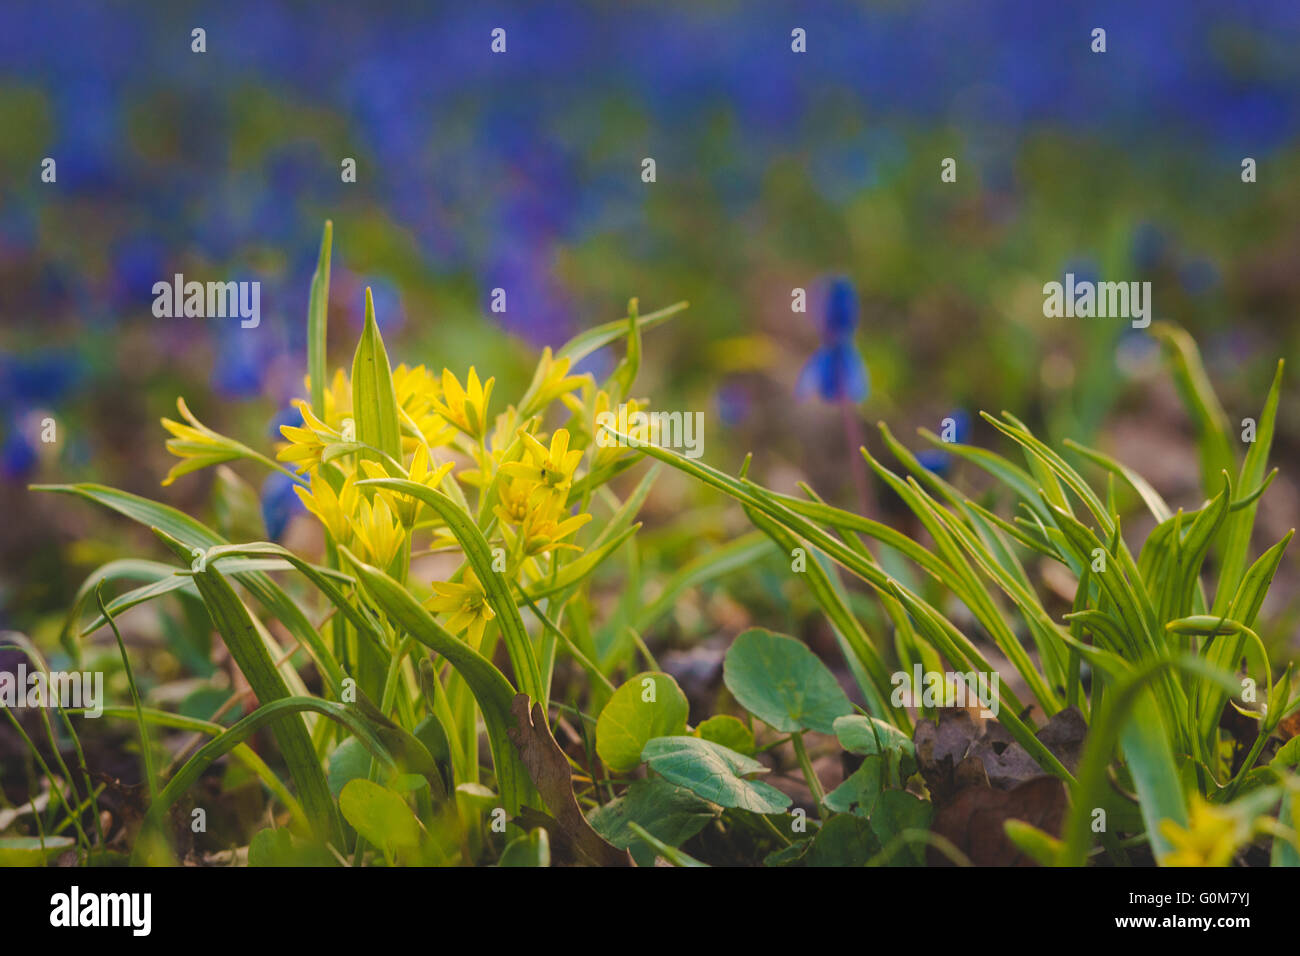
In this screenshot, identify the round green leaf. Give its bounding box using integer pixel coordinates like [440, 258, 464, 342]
[695, 714, 756, 755]
[723, 628, 852, 733]
[807, 814, 881, 866]
[641, 735, 792, 814]
[0, 836, 75, 866]
[596, 671, 689, 772]
[339, 778, 421, 853]
[589, 778, 719, 867]
[327, 736, 370, 798]
[833, 715, 915, 759]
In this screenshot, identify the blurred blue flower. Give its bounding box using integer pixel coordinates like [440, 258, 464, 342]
[260, 471, 304, 542]
[798, 278, 869, 404]
[0, 424, 38, 482]
[916, 449, 952, 478]
[797, 341, 869, 404]
[0, 351, 85, 406]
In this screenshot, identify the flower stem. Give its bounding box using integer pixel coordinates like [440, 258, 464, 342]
[791, 731, 827, 816]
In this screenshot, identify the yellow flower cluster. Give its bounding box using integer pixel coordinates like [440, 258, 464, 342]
[162, 341, 607, 649]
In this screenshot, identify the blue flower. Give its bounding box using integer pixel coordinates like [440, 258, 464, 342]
[797, 278, 869, 403]
[823, 278, 859, 341]
[797, 341, 870, 404]
[260, 471, 304, 542]
[0, 424, 38, 482]
[916, 449, 952, 478]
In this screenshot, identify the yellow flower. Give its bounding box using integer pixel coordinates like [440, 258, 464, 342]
[348, 492, 405, 569]
[277, 400, 343, 474]
[504, 498, 593, 562]
[562, 387, 649, 469]
[160, 397, 246, 486]
[518, 347, 590, 418]
[302, 368, 353, 430]
[499, 428, 582, 500]
[392, 364, 457, 453]
[294, 471, 358, 543]
[427, 568, 495, 649]
[358, 443, 454, 527]
[494, 476, 542, 525]
[431, 367, 494, 439]
[1159, 796, 1249, 867]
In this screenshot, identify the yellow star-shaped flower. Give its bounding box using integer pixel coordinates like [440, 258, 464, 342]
[499, 428, 583, 500]
[1159, 796, 1249, 867]
[426, 568, 495, 649]
[431, 367, 494, 439]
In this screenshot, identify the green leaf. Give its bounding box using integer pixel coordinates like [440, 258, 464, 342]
[342, 548, 533, 816]
[1228, 531, 1294, 629]
[588, 778, 719, 867]
[916, 427, 1047, 521]
[1002, 819, 1063, 867]
[1153, 323, 1236, 498]
[499, 828, 550, 867]
[91, 705, 306, 829]
[764, 839, 813, 867]
[806, 814, 881, 866]
[0, 836, 76, 866]
[1273, 788, 1300, 867]
[1061, 655, 1236, 865]
[595, 671, 689, 772]
[248, 827, 335, 867]
[1214, 359, 1284, 614]
[641, 736, 792, 814]
[351, 286, 402, 464]
[744, 503, 904, 729]
[824, 756, 883, 817]
[625, 822, 709, 866]
[695, 715, 756, 755]
[868, 790, 933, 865]
[723, 628, 852, 734]
[555, 300, 689, 365]
[34, 484, 344, 696]
[307, 221, 333, 414]
[518, 522, 640, 604]
[183, 551, 342, 847]
[1199, 532, 1293, 743]
[1064, 438, 1172, 523]
[339, 778, 421, 853]
[834, 714, 915, 762]
[133, 696, 401, 864]
[327, 737, 371, 799]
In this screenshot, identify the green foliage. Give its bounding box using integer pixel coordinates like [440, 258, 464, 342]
[617, 324, 1298, 867]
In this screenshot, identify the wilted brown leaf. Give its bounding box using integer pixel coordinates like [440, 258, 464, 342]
[914, 708, 1084, 865]
[507, 694, 632, 867]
